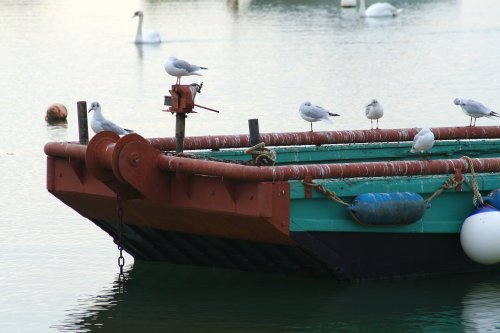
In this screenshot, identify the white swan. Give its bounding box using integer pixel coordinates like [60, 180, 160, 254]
[359, 0, 403, 17]
[133, 11, 161, 44]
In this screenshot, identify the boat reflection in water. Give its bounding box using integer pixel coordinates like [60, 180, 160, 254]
[53, 262, 500, 332]
[461, 281, 500, 331]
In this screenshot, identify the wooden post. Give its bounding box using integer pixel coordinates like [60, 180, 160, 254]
[248, 119, 260, 146]
[175, 113, 186, 153]
[77, 101, 89, 145]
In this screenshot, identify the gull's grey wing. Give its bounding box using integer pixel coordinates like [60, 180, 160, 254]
[173, 58, 200, 73]
[365, 104, 371, 116]
[462, 99, 491, 116]
[100, 119, 129, 135]
[412, 129, 425, 148]
[303, 105, 329, 119]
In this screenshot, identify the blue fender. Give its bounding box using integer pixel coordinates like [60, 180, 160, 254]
[483, 189, 500, 210]
[347, 192, 430, 226]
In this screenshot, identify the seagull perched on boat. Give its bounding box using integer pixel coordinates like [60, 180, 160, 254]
[299, 101, 340, 132]
[88, 102, 133, 135]
[164, 56, 207, 85]
[365, 99, 384, 130]
[411, 127, 434, 159]
[453, 97, 499, 127]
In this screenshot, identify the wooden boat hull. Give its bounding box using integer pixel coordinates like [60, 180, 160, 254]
[50, 189, 500, 280]
[45, 127, 500, 280]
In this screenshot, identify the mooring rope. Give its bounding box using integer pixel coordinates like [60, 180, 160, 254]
[244, 142, 276, 166]
[462, 155, 484, 207]
[302, 181, 351, 207]
[305, 156, 483, 208]
[305, 173, 466, 208]
[425, 175, 463, 204]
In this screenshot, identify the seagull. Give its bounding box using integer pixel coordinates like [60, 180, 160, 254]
[164, 56, 207, 85]
[88, 102, 133, 135]
[299, 101, 340, 132]
[411, 127, 434, 159]
[365, 99, 384, 130]
[453, 97, 499, 127]
[133, 11, 161, 44]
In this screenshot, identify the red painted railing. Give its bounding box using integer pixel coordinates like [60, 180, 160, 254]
[44, 127, 500, 182]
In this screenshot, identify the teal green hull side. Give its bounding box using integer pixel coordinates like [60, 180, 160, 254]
[290, 174, 500, 234]
[199, 139, 500, 234]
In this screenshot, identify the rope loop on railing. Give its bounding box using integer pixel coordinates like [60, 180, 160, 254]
[244, 142, 276, 166]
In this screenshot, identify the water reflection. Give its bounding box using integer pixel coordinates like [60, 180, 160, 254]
[227, 0, 253, 14]
[54, 262, 500, 332]
[134, 42, 162, 60]
[461, 282, 500, 331]
[46, 123, 68, 142]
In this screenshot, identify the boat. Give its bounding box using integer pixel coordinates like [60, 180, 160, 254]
[44, 89, 500, 280]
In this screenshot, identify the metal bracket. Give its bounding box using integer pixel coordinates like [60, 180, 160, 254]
[304, 175, 313, 199]
[454, 167, 463, 191]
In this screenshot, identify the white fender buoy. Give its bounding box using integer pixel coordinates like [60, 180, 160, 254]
[460, 206, 500, 265]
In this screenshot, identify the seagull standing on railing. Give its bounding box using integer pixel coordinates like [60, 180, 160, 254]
[365, 99, 384, 130]
[164, 56, 207, 85]
[299, 101, 340, 132]
[411, 127, 434, 159]
[88, 102, 133, 135]
[454, 97, 500, 127]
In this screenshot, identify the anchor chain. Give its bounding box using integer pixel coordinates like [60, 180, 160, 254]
[116, 196, 125, 283]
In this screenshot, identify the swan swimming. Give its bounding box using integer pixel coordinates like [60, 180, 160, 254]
[299, 101, 340, 132]
[359, 0, 403, 17]
[88, 102, 133, 135]
[133, 11, 161, 44]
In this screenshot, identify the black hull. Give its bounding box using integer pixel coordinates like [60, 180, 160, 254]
[291, 231, 500, 280]
[93, 219, 500, 280]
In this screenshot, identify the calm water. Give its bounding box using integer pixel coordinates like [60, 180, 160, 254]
[1, 0, 500, 331]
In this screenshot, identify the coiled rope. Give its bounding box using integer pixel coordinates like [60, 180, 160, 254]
[244, 142, 276, 166]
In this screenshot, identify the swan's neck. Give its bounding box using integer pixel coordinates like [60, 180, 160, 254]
[135, 16, 144, 41]
[359, 0, 366, 16]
